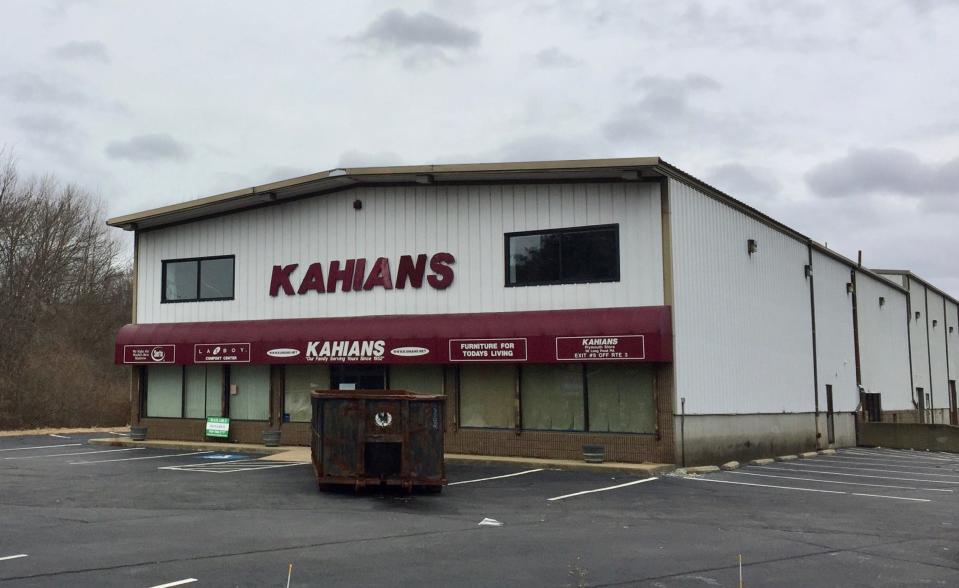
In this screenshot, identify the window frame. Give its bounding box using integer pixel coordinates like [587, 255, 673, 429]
[503, 224, 620, 288]
[161, 254, 235, 303]
[141, 364, 226, 420]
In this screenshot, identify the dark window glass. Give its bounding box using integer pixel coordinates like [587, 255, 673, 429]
[164, 260, 198, 301]
[162, 256, 234, 302]
[200, 257, 234, 299]
[506, 225, 619, 286]
[331, 364, 387, 390]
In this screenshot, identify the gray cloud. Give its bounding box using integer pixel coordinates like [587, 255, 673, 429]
[706, 163, 780, 198]
[350, 9, 480, 67]
[105, 134, 188, 162]
[602, 74, 724, 143]
[337, 150, 404, 168]
[534, 47, 580, 68]
[51, 40, 110, 64]
[0, 73, 87, 105]
[12, 113, 85, 156]
[805, 148, 959, 199]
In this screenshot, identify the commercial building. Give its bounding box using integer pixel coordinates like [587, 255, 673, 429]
[109, 158, 959, 465]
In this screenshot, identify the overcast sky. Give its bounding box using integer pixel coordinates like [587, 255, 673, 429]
[1, 0, 958, 294]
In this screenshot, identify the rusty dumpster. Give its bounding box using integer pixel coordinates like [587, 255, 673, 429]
[310, 389, 446, 492]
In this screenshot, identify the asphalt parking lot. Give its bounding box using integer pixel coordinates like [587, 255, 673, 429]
[2, 435, 959, 587]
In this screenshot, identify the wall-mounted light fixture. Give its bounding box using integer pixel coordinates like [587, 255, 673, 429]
[915, 311, 921, 320]
[879, 296, 885, 307]
[846, 282, 855, 294]
[804, 264, 812, 278]
[353, 199, 363, 210]
[747, 239, 758, 256]
[951, 326, 955, 334]
[933, 319, 938, 328]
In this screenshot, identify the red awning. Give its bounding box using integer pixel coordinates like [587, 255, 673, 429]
[115, 306, 672, 365]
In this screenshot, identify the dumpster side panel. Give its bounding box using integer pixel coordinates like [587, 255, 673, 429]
[409, 399, 445, 482]
[322, 398, 363, 478]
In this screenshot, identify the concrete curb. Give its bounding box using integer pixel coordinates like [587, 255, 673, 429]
[720, 461, 740, 471]
[775, 454, 799, 462]
[799, 451, 819, 458]
[749, 458, 775, 465]
[88, 438, 289, 455]
[684, 465, 720, 474]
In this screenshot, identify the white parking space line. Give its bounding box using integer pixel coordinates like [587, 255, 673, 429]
[0, 443, 82, 452]
[108, 431, 130, 436]
[547, 477, 657, 501]
[730, 470, 953, 492]
[449, 468, 545, 486]
[2, 448, 144, 461]
[786, 461, 959, 478]
[755, 464, 959, 485]
[70, 451, 215, 465]
[823, 457, 959, 472]
[48, 434, 70, 439]
[148, 578, 197, 588]
[851, 492, 930, 502]
[840, 450, 959, 464]
[0, 554, 28, 562]
[159, 461, 310, 474]
[688, 477, 931, 502]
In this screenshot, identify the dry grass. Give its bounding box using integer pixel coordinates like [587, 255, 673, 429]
[0, 426, 130, 438]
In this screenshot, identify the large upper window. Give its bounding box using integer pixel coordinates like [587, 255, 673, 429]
[162, 255, 235, 302]
[505, 224, 619, 287]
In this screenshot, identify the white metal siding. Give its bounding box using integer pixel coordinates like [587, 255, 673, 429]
[926, 288, 949, 408]
[669, 179, 814, 415]
[136, 182, 664, 323]
[856, 272, 913, 410]
[811, 251, 858, 413]
[907, 278, 931, 395]
[947, 301, 958, 384]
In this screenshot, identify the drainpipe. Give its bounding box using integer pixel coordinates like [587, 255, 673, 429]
[851, 265, 863, 438]
[924, 285, 935, 423]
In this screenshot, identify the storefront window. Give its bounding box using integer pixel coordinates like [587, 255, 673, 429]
[162, 255, 234, 302]
[331, 364, 386, 390]
[459, 364, 516, 428]
[145, 365, 182, 418]
[521, 364, 585, 431]
[284, 365, 329, 423]
[229, 365, 271, 420]
[506, 224, 619, 287]
[587, 364, 655, 433]
[184, 365, 224, 418]
[390, 365, 444, 395]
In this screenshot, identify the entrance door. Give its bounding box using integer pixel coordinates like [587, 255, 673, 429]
[330, 364, 387, 390]
[863, 393, 882, 422]
[917, 388, 925, 423]
[949, 381, 958, 426]
[826, 385, 835, 445]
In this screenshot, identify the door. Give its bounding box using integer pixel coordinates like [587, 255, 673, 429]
[825, 385, 835, 445]
[917, 388, 925, 423]
[863, 393, 882, 422]
[949, 381, 957, 426]
[331, 364, 387, 390]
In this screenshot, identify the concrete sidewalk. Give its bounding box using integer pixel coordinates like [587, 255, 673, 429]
[88, 438, 672, 474]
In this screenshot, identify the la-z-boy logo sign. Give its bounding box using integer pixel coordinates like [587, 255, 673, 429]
[270, 253, 454, 296]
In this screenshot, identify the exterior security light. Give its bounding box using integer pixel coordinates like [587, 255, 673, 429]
[951, 326, 955, 333]
[747, 239, 758, 255]
[933, 319, 938, 328]
[915, 311, 921, 320]
[879, 296, 885, 307]
[353, 199, 363, 210]
[846, 282, 854, 294]
[804, 264, 812, 278]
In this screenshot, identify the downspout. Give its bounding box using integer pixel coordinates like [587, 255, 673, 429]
[806, 243, 821, 448]
[851, 266, 863, 437]
[905, 278, 917, 419]
[944, 297, 952, 422]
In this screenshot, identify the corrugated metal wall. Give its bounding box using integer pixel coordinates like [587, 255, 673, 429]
[855, 271, 913, 410]
[906, 278, 931, 395]
[136, 182, 664, 323]
[926, 288, 949, 411]
[669, 179, 815, 414]
[811, 251, 858, 412]
[947, 301, 958, 384]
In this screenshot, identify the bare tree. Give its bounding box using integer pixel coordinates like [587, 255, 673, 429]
[0, 150, 131, 429]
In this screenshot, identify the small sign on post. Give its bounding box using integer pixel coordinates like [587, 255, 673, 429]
[205, 417, 230, 439]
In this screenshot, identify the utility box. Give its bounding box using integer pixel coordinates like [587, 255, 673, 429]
[310, 389, 446, 492]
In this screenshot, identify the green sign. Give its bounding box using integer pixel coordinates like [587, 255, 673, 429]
[205, 417, 230, 438]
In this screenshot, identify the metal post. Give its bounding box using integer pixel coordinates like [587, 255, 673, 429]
[680, 397, 686, 468]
